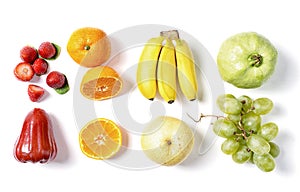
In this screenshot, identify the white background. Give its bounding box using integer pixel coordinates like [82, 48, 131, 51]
[0, 0, 298, 191]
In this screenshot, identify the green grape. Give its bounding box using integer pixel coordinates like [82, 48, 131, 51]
[246, 135, 270, 155]
[221, 137, 240, 155]
[217, 94, 242, 115]
[253, 98, 273, 115]
[269, 142, 280, 158]
[232, 145, 252, 164]
[258, 122, 278, 141]
[238, 95, 253, 113]
[241, 111, 261, 133]
[226, 114, 240, 123]
[248, 152, 254, 164]
[238, 137, 246, 145]
[225, 94, 235, 98]
[213, 118, 238, 138]
[253, 153, 276, 172]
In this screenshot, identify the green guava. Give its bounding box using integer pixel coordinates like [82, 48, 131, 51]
[217, 32, 278, 88]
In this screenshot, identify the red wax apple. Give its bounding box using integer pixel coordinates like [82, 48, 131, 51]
[13, 108, 57, 163]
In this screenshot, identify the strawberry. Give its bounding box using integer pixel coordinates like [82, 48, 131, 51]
[28, 84, 45, 102]
[38, 42, 56, 59]
[46, 71, 66, 89]
[20, 46, 38, 64]
[32, 58, 48, 75]
[14, 62, 34, 81]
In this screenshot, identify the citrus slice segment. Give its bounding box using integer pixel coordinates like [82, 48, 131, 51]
[79, 118, 122, 160]
[80, 66, 122, 100]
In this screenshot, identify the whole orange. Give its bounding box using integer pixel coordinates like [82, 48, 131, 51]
[67, 27, 111, 68]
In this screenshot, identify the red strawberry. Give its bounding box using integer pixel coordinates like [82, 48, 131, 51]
[38, 42, 56, 59]
[14, 62, 34, 81]
[46, 71, 66, 89]
[32, 58, 48, 75]
[20, 46, 38, 64]
[28, 84, 45, 102]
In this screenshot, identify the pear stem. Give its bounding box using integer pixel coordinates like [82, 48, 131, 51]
[166, 139, 172, 145]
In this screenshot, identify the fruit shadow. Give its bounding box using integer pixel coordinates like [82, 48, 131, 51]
[30, 75, 43, 84]
[178, 127, 204, 168]
[39, 89, 50, 103]
[118, 76, 134, 98]
[274, 130, 295, 175]
[260, 103, 295, 174]
[195, 66, 204, 101]
[268, 104, 295, 175]
[50, 114, 70, 164]
[191, 45, 206, 102]
[105, 35, 127, 73]
[259, 46, 298, 91]
[105, 36, 135, 97]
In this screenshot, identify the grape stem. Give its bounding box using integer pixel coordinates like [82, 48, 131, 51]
[236, 120, 249, 140]
[187, 113, 249, 140]
[187, 113, 226, 123]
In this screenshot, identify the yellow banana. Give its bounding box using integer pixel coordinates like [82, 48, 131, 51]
[175, 39, 198, 101]
[137, 36, 164, 100]
[157, 38, 176, 104]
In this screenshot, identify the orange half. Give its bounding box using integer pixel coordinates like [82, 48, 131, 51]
[79, 118, 122, 160]
[80, 66, 122, 100]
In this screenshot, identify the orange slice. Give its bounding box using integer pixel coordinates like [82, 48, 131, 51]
[79, 118, 122, 160]
[80, 66, 122, 100]
[67, 27, 111, 68]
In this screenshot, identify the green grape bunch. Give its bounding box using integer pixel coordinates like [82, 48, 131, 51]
[191, 94, 280, 172]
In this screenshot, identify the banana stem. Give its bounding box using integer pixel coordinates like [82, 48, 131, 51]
[160, 30, 180, 40]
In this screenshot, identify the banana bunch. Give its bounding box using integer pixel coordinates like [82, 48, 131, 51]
[136, 30, 198, 103]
